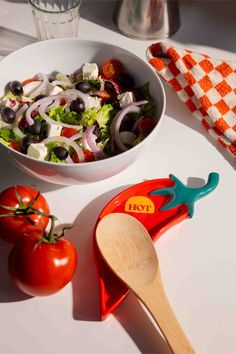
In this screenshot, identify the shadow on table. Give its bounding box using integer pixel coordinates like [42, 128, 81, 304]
[80, 0, 118, 33]
[0, 152, 68, 192]
[172, 0, 236, 53]
[81, 0, 236, 54]
[115, 293, 172, 354]
[69, 186, 126, 322]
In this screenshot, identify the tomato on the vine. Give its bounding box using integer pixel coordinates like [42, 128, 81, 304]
[0, 186, 50, 243]
[8, 235, 77, 296]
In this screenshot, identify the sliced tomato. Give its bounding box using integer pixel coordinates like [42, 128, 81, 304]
[102, 59, 123, 80]
[95, 89, 111, 102]
[61, 127, 79, 138]
[9, 141, 21, 152]
[84, 149, 95, 162]
[138, 118, 156, 134]
[60, 98, 66, 106]
[21, 77, 38, 86]
[71, 148, 95, 163]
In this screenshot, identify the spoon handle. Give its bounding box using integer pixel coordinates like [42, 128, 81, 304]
[137, 273, 195, 354]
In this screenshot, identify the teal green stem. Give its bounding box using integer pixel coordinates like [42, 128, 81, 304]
[150, 172, 219, 218]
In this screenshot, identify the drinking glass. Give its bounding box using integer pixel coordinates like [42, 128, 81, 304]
[28, 0, 82, 41]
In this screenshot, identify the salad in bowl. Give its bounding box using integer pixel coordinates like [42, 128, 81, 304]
[0, 59, 156, 164]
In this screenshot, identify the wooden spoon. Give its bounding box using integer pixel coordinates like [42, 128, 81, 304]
[96, 213, 195, 354]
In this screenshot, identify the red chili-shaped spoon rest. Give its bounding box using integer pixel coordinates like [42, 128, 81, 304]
[94, 173, 219, 319]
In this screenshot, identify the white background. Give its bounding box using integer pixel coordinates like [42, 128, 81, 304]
[0, 1, 236, 353]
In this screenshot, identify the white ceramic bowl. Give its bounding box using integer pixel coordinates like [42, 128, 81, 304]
[0, 39, 165, 185]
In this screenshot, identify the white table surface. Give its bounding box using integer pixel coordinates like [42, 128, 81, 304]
[0, 1, 236, 353]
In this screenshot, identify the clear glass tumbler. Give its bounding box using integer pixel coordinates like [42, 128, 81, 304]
[28, 0, 82, 41]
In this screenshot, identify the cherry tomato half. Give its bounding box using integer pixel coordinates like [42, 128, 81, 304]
[8, 141, 22, 152]
[0, 186, 50, 243]
[71, 149, 95, 163]
[138, 118, 156, 134]
[102, 59, 123, 80]
[8, 235, 78, 296]
[61, 127, 79, 138]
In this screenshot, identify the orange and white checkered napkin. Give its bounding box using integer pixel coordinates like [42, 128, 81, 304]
[147, 42, 236, 158]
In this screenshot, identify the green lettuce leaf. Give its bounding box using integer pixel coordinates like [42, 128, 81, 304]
[45, 141, 60, 151]
[49, 151, 66, 163]
[136, 82, 156, 118]
[49, 106, 81, 125]
[96, 104, 115, 128]
[79, 108, 98, 127]
[3, 91, 31, 103]
[0, 128, 21, 143]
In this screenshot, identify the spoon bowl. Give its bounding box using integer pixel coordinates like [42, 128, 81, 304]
[96, 213, 195, 354]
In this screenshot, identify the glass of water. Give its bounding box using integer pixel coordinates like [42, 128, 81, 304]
[28, 0, 82, 41]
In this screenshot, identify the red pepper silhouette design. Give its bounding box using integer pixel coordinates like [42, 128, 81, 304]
[94, 173, 219, 319]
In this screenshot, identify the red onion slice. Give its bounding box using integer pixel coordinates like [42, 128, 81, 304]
[13, 104, 28, 138]
[70, 132, 84, 141]
[52, 80, 73, 88]
[60, 89, 91, 109]
[28, 73, 49, 100]
[25, 94, 76, 127]
[104, 79, 121, 94]
[111, 100, 148, 152]
[38, 101, 82, 129]
[42, 136, 85, 163]
[25, 96, 54, 126]
[85, 125, 106, 159]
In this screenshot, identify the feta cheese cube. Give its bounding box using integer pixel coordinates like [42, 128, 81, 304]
[47, 123, 62, 138]
[27, 143, 48, 161]
[45, 83, 63, 96]
[117, 91, 135, 108]
[82, 63, 99, 80]
[0, 117, 12, 129]
[87, 96, 101, 110]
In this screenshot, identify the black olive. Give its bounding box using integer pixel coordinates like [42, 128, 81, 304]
[9, 81, 23, 96]
[117, 73, 135, 90]
[20, 136, 34, 153]
[26, 120, 42, 135]
[70, 98, 85, 113]
[75, 81, 91, 93]
[52, 146, 69, 160]
[1, 107, 16, 123]
[120, 115, 135, 132]
[106, 97, 120, 110]
[34, 94, 46, 101]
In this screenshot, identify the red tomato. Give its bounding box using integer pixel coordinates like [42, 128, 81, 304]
[138, 118, 156, 134]
[95, 89, 111, 102]
[0, 186, 50, 243]
[9, 141, 21, 152]
[8, 235, 78, 296]
[61, 127, 79, 138]
[21, 78, 39, 86]
[102, 59, 123, 80]
[71, 149, 95, 163]
[60, 98, 66, 106]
